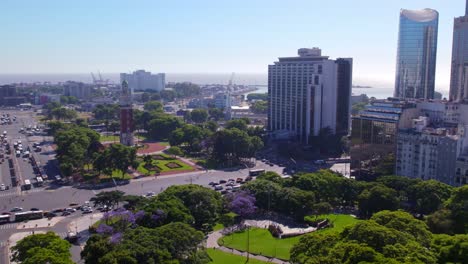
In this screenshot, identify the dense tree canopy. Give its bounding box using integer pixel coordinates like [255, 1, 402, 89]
[11, 232, 73, 264]
[143, 100, 163, 112]
[55, 127, 101, 176]
[291, 211, 438, 264]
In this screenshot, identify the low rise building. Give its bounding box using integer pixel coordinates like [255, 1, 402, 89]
[350, 99, 419, 177]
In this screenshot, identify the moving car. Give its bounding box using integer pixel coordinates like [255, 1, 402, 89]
[10, 207, 23, 212]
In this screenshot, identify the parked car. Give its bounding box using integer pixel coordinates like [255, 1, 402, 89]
[82, 208, 93, 214]
[236, 178, 243, 183]
[214, 185, 224, 191]
[62, 211, 72, 216]
[219, 180, 227, 184]
[0, 184, 5, 191]
[208, 181, 216, 186]
[30, 208, 40, 211]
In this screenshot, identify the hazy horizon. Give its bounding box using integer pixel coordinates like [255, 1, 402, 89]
[1, 0, 465, 93]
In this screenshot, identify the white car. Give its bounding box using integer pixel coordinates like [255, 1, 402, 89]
[0, 184, 5, 191]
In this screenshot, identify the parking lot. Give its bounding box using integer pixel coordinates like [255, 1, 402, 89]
[0, 110, 56, 194]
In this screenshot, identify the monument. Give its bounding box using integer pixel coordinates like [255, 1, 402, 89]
[120, 80, 134, 146]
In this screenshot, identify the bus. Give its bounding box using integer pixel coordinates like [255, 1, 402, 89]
[249, 169, 265, 176]
[35, 177, 43, 186]
[0, 215, 11, 224]
[23, 179, 32, 190]
[14, 211, 44, 222]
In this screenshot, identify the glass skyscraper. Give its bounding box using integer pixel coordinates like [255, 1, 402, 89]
[449, 0, 468, 102]
[394, 9, 439, 99]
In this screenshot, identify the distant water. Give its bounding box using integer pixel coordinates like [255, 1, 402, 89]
[2, 73, 448, 99]
[0, 73, 268, 86]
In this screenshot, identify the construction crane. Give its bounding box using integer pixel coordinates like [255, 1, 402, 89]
[98, 71, 103, 82]
[90, 72, 97, 83]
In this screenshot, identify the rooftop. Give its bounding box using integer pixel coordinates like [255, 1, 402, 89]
[400, 8, 438, 22]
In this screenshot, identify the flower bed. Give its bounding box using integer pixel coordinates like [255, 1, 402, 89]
[165, 162, 182, 169]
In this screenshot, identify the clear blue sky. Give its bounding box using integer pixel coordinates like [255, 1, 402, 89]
[0, 0, 464, 89]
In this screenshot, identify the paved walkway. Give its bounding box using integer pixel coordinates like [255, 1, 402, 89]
[244, 219, 316, 237]
[206, 224, 291, 264]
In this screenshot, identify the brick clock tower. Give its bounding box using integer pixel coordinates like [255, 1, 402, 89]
[120, 80, 134, 146]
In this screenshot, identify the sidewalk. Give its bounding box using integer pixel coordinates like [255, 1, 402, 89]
[16, 216, 65, 230]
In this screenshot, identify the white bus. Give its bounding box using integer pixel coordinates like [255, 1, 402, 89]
[23, 179, 31, 190]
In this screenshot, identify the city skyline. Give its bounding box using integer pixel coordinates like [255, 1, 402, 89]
[0, 0, 464, 91]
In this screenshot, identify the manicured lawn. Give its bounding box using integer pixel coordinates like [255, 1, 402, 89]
[219, 214, 359, 260]
[137, 156, 194, 174]
[213, 223, 225, 231]
[100, 135, 119, 142]
[158, 141, 170, 146]
[207, 249, 268, 264]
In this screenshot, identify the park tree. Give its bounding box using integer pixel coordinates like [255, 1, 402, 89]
[426, 209, 455, 235]
[225, 118, 249, 131]
[11, 232, 72, 264]
[431, 234, 468, 264]
[292, 170, 345, 205]
[90, 190, 125, 209]
[166, 146, 184, 156]
[147, 113, 183, 140]
[93, 104, 119, 131]
[204, 120, 219, 132]
[137, 197, 194, 228]
[256, 171, 283, 184]
[226, 191, 257, 218]
[371, 210, 432, 247]
[358, 185, 399, 218]
[241, 179, 282, 210]
[55, 127, 100, 176]
[208, 107, 224, 121]
[251, 100, 268, 114]
[143, 100, 163, 112]
[169, 124, 207, 153]
[408, 180, 453, 215]
[158, 185, 223, 230]
[446, 185, 468, 233]
[276, 187, 315, 219]
[81, 235, 114, 264]
[133, 109, 152, 131]
[211, 128, 263, 162]
[83, 223, 209, 264]
[94, 143, 138, 178]
[190, 109, 208, 123]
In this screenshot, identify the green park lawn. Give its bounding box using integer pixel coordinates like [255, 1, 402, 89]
[219, 214, 359, 260]
[207, 249, 268, 264]
[100, 135, 120, 142]
[137, 156, 194, 174]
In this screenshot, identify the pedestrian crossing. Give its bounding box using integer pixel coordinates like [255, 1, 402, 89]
[0, 191, 17, 198]
[0, 223, 17, 230]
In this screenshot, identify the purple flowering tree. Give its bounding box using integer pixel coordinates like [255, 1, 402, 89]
[109, 232, 123, 244]
[228, 191, 257, 218]
[96, 223, 114, 235]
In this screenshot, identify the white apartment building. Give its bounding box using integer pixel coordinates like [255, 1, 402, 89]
[120, 70, 165, 92]
[63, 81, 92, 100]
[268, 48, 352, 144]
[396, 101, 468, 186]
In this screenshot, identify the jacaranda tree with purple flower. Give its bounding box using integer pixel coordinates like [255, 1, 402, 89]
[228, 191, 257, 218]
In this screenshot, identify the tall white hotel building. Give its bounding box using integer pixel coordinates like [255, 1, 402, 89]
[268, 48, 353, 144]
